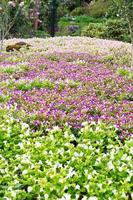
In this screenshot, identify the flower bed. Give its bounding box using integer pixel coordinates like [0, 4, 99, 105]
[0, 50, 132, 137]
[0, 37, 133, 199]
[0, 111, 132, 199]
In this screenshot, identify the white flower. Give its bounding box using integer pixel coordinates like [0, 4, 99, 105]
[126, 176, 131, 182]
[27, 186, 32, 193]
[130, 147, 133, 155]
[8, 1, 16, 7]
[82, 196, 87, 200]
[18, 142, 23, 149]
[75, 194, 80, 199]
[21, 154, 31, 164]
[108, 179, 112, 185]
[14, 179, 19, 184]
[76, 185, 80, 190]
[60, 194, 71, 200]
[95, 157, 101, 165]
[126, 156, 132, 161]
[118, 166, 123, 172]
[22, 169, 28, 175]
[11, 190, 16, 197]
[88, 146, 93, 150]
[121, 153, 127, 160]
[107, 161, 114, 170]
[98, 183, 102, 189]
[64, 131, 69, 138]
[44, 194, 49, 199]
[87, 174, 92, 180]
[52, 126, 61, 132]
[19, 1, 24, 7]
[66, 167, 76, 178]
[35, 141, 41, 148]
[89, 197, 98, 200]
[112, 189, 117, 194]
[81, 121, 88, 126]
[50, 134, 54, 140]
[92, 170, 97, 175]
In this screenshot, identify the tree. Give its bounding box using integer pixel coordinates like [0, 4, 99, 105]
[50, 0, 58, 37]
[113, 0, 133, 70]
[29, 0, 42, 32]
[0, 0, 24, 51]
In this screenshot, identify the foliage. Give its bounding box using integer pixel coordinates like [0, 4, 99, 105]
[58, 15, 104, 36]
[105, 19, 130, 42]
[88, 0, 113, 18]
[70, 6, 88, 16]
[0, 43, 132, 136]
[81, 23, 106, 38]
[81, 19, 131, 42]
[0, 111, 133, 199]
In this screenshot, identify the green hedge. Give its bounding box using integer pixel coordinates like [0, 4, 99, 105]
[81, 19, 130, 42]
[58, 15, 105, 36]
[0, 109, 132, 199]
[81, 23, 106, 38]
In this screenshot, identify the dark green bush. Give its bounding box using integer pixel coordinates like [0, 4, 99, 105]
[35, 30, 49, 38]
[58, 15, 105, 36]
[105, 19, 130, 42]
[59, 15, 104, 24]
[88, 0, 113, 17]
[71, 6, 87, 16]
[81, 23, 106, 38]
[81, 19, 131, 42]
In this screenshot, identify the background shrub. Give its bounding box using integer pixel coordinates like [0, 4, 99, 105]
[105, 19, 130, 42]
[70, 6, 87, 16]
[0, 111, 132, 199]
[81, 19, 131, 42]
[81, 23, 106, 38]
[88, 0, 113, 18]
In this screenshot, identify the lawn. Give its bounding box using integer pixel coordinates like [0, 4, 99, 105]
[0, 37, 133, 199]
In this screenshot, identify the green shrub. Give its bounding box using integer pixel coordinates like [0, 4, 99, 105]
[0, 112, 132, 199]
[117, 68, 133, 79]
[59, 15, 104, 24]
[105, 19, 130, 42]
[57, 15, 105, 36]
[35, 30, 49, 38]
[88, 0, 113, 18]
[57, 5, 69, 18]
[81, 23, 106, 38]
[81, 19, 131, 42]
[71, 7, 87, 16]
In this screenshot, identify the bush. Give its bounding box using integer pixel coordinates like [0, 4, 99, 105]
[0, 109, 132, 199]
[71, 6, 87, 16]
[88, 0, 113, 18]
[81, 19, 131, 42]
[105, 19, 130, 42]
[59, 15, 104, 24]
[34, 30, 49, 38]
[81, 23, 106, 38]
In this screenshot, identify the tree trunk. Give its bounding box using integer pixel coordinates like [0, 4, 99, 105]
[33, 0, 40, 31]
[50, 0, 57, 37]
[131, 37, 133, 71]
[129, 23, 133, 71]
[0, 30, 4, 51]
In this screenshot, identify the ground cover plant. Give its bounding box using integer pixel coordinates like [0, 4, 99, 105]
[0, 37, 133, 199]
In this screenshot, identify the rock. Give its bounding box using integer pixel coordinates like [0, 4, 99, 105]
[6, 42, 31, 52]
[68, 25, 79, 34]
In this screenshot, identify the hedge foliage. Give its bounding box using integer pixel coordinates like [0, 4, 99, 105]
[81, 19, 130, 42]
[0, 109, 132, 199]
